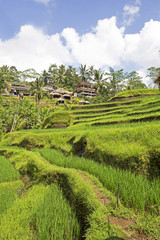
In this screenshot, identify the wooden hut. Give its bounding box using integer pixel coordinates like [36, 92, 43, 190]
[57, 97, 64, 104]
[50, 92, 61, 99]
[63, 94, 71, 101]
[79, 99, 86, 105]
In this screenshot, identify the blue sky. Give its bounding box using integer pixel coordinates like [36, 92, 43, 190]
[0, 0, 160, 83]
[1, 0, 160, 39]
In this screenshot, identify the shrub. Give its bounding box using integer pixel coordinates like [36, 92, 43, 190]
[42, 112, 73, 128]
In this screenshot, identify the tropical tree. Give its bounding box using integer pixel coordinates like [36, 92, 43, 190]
[154, 72, 160, 89]
[41, 70, 51, 85]
[56, 64, 66, 87]
[0, 78, 8, 94]
[30, 77, 46, 122]
[79, 64, 90, 82]
[48, 64, 58, 85]
[88, 65, 95, 81]
[92, 69, 107, 94]
[146, 67, 160, 87]
[105, 67, 125, 96]
[0, 65, 20, 83]
[20, 68, 40, 82]
[64, 66, 80, 90]
[125, 71, 147, 90]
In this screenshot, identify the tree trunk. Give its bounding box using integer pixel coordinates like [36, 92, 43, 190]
[10, 98, 20, 132]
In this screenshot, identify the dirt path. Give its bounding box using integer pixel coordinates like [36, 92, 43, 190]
[78, 171, 148, 240]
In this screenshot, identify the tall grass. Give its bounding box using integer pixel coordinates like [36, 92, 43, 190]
[33, 184, 80, 240]
[0, 155, 19, 182]
[0, 184, 80, 240]
[0, 185, 18, 217]
[39, 148, 160, 214]
[0, 180, 23, 219]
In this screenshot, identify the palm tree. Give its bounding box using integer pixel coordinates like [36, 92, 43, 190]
[56, 65, 66, 87]
[30, 77, 46, 122]
[79, 64, 89, 82]
[48, 64, 58, 85]
[106, 67, 125, 96]
[0, 78, 8, 94]
[93, 69, 107, 94]
[41, 70, 50, 85]
[154, 72, 160, 89]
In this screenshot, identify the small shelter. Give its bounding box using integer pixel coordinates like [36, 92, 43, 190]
[63, 94, 71, 101]
[79, 99, 90, 105]
[79, 100, 86, 105]
[50, 92, 61, 99]
[54, 88, 72, 95]
[57, 97, 64, 104]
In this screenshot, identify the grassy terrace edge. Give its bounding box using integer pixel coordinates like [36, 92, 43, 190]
[0, 148, 127, 239]
[3, 121, 160, 177]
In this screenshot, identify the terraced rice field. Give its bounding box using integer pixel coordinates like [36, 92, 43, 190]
[70, 94, 160, 127]
[1, 89, 160, 239]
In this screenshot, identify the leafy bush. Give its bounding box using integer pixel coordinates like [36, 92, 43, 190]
[42, 112, 73, 128]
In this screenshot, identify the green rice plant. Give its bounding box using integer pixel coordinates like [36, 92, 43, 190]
[0, 148, 126, 239]
[39, 148, 160, 214]
[0, 180, 23, 217]
[32, 184, 80, 240]
[0, 155, 19, 182]
[0, 185, 50, 240]
[0, 184, 80, 240]
[109, 88, 160, 100]
[71, 98, 142, 110]
[84, 111, 160, 127]
[2, 120, 160, 177]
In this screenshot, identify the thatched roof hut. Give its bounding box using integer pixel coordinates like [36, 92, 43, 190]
[79, 100, 86, 105]
[63, 94, 71, 100]
[79, 99, 90, 105]
[55, 88, 73, 95]
[50, 92, 61, 98]
[57, 97, 64, 104]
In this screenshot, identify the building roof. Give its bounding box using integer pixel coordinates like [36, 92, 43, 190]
[63, 94, 71, 97]
[79, 99, 86, 103]
[54, 88, 73, 95]
[57, 97, 64, 101]
[50, 92, 61, 96]
[78, 81, 92, 86]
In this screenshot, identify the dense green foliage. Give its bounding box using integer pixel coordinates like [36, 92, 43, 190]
[0, 155, 19, 182]
[42, 112, 72, 128]
[0, 96, 52, 133]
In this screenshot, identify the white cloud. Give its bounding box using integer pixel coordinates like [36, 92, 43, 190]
[123, 0, 141, 26]
[123, 19, 160, 68]
[0, 25, 72, 72]
[62, 17, 125, 68]
[33, 0, 53, 6]
[0, 17, 160, 84]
